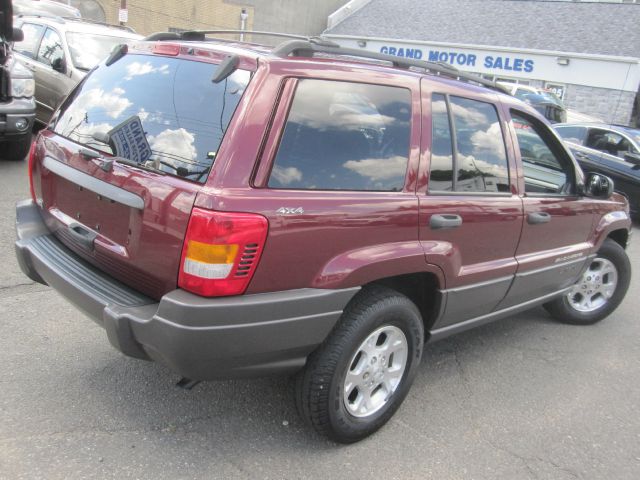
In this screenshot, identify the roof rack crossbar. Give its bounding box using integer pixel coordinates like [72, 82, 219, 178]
[272, 40, 508, 94]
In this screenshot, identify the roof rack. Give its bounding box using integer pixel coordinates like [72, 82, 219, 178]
[273, 40, 509, 94]
[16, 13, 64, 23]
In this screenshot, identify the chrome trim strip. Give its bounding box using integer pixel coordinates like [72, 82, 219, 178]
[43, 156, 145, 210]
[515, 256, 588, 277]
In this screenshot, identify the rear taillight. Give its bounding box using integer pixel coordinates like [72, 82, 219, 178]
[178, 208, 268, 297]
[27, 140, 37, 202]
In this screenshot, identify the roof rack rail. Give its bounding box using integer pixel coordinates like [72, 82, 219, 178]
[16, 13, 65, 23]
[273, 40, 509, 94]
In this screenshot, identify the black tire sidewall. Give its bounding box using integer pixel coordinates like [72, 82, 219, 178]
[549, 239, 631, 325]
[325, 295, 423, 442]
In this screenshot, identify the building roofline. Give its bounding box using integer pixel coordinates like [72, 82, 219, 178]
[323, 33, 640, 64]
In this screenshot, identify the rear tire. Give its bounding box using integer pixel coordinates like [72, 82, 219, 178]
[1, 135, 32, 161]
[296, 286, 424, 443]
[544, 239, 631, 325]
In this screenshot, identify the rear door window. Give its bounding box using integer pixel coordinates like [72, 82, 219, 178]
[429, 93, 454, 191]
[52, 54, 250, 183]
[429, 94, 510, 193]
[268, 79, 412, 191]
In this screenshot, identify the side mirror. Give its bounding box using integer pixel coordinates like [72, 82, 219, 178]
[585, 172, 614, 199]
[51, 57, 66, 74]
[12, 27, 24, 42]
[623, 151, 640, 166]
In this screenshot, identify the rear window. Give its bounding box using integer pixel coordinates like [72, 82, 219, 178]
[52, 54, 250, 183]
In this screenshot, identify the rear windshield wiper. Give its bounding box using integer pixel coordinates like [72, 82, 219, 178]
[114, 156, 167, 175]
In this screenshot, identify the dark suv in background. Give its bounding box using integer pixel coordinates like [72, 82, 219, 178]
[555, 123, 640, 218]
[0, 0, 35, 160]
[15, 31, 632, 442]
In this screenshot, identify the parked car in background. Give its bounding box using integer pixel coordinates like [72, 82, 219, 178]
[554, 123, 640, 218]
[519, 92, 567, 124]
[13, 15, 141, 123]
[12, 0, 81, 18]
[1, 0, 36, 160]
[499, 82, 604, 125]
[498, 82, 567, 124]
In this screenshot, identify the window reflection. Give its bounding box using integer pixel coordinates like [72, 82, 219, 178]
[37, 28, 64, 67]
[513, 113, 569, 194]
[450, 96, 509, 193]
[66, 32, 139, 71]
[53, 55, 250, 183]
[430, 94, 454, 191]
[269, 79, 412, 191]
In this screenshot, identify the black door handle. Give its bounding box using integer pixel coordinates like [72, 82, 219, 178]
[430, 214, 463, 229]
[68, 223, 98, 250]
[527, 212, 551, 225]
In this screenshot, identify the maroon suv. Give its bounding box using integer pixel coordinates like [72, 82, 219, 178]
[15, 32, 632, 443]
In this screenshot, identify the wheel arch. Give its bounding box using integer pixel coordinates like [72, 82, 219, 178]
[607, 228, 629, 250]
[364, 271, 444, 339]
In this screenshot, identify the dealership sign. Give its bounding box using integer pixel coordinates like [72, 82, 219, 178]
[380, 46, 535, 73]
[329, 37, 640, 92]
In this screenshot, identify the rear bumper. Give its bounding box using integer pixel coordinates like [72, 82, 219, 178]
[0, 97, 36, 138]
[15, 199, 359, 379]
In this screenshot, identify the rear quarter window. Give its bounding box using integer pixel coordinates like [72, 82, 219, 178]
[52, 54, 250, 183]
[268, 79, 412, 191]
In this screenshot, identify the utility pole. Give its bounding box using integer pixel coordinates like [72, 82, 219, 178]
[119, 0, 128, 27]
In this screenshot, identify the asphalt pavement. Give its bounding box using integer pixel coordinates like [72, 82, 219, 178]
[1, 152, 639, 480]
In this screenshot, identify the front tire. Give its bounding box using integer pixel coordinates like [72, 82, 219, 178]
[296, 286, 424, 443]
[544, 238, 631, 325]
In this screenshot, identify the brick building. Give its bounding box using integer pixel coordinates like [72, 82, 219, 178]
[68, 0, 348, 37]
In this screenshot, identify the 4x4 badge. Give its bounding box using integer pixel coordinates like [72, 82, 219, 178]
[276, 207, 304, 215]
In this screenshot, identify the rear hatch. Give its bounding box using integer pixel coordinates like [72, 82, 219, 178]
[30, 50, 251, 299]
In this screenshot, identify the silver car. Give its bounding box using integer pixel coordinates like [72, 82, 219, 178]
[13, 15, 141, 123]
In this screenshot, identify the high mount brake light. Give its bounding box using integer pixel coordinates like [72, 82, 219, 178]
[153, 43, 181, 56]
[178, 208, 268, 297]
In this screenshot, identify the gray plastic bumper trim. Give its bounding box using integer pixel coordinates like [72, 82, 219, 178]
[15, 199, 359, 379]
